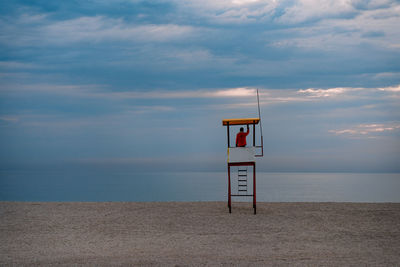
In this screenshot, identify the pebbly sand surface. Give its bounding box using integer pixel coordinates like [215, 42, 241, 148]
[1, 202, 400, 266]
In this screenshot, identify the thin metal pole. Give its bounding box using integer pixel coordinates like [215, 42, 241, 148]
[257, 89, 263, 137]
[253, 122, 255, 146]
[256, 89, 264, 156]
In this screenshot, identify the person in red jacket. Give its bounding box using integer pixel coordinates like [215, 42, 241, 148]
[236, 125, 249, 147]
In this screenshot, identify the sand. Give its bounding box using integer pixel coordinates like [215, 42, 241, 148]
[1, 202, 399, 266]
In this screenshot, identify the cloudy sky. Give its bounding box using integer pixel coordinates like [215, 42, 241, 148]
[0, 0, 399, 172]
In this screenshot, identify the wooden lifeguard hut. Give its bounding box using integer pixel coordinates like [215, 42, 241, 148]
[222, 90, 264, 214]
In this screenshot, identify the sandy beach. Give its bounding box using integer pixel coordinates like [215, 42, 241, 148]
[1, 202, 399, 266]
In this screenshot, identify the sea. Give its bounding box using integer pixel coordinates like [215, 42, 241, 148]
[1, 170, 399, 202]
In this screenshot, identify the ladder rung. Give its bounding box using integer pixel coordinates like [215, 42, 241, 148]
[238, 189, 247, 192]
[238, 174, 247, 177]
[238, 180, 247, 182]
[238, 184, 247, 187]
[238, 169, 247, 172]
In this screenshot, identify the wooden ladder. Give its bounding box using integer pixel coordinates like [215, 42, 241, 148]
[237, 168, 248, 194]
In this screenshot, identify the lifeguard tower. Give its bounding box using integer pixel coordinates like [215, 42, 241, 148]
[222, 91, 263, 214]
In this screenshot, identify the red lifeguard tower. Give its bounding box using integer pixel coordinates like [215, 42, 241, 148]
[222, 91, 263, 214]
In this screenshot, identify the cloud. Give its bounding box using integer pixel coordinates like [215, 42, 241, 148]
[0, 61, 40, 70]
[3, 1, 399, 51]
[0, 115, 19, 123]
[297, 85, 400, 99]
[298, 87, 350, 98]
[1, 2, 399, 91]
[3, 80, 400, 106]
[174, 0, 278, 24]
[232, 0, 263, 5]
[378, 85, 400, 92]
[267, 1, 400, 51]
[329, 122, 400, 138]
[0, 83, 103, 96]
[174, 0, 397, 26]
[361, 30, 385, 38]
[351, 0, 395, 10]
[4, 106, 175, 130]
[276, 0, 357, 24]
[128, 105, 175, 114]
[274, 0, 398, 25]
[319, 4, 400, 49]
[0, 82, 258, 99]
[91, 87, 258, 99]
[0, 14, 199, 47]
[372, 72, 400, 80]
[44, 16, 196, 44]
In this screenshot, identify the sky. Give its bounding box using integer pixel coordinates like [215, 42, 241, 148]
[0, 0, 399, 173]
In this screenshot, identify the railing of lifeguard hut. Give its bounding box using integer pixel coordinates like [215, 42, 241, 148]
[255, 135, 263, 157]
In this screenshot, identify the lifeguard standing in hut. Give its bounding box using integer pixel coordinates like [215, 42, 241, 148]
[222, 90, 264, 214]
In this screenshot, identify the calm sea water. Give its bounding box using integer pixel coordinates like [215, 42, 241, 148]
[0, 170, 399, 202]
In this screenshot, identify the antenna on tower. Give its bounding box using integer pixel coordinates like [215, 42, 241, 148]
[256, 89, 263, 156]
[256, 89, 262, 136]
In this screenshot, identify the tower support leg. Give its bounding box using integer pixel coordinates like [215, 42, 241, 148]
[253, 163, 256, 215]
[228, 164, 231, 213]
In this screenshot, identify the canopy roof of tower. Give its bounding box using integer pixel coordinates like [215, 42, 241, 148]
[222, 118, 260, 126]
